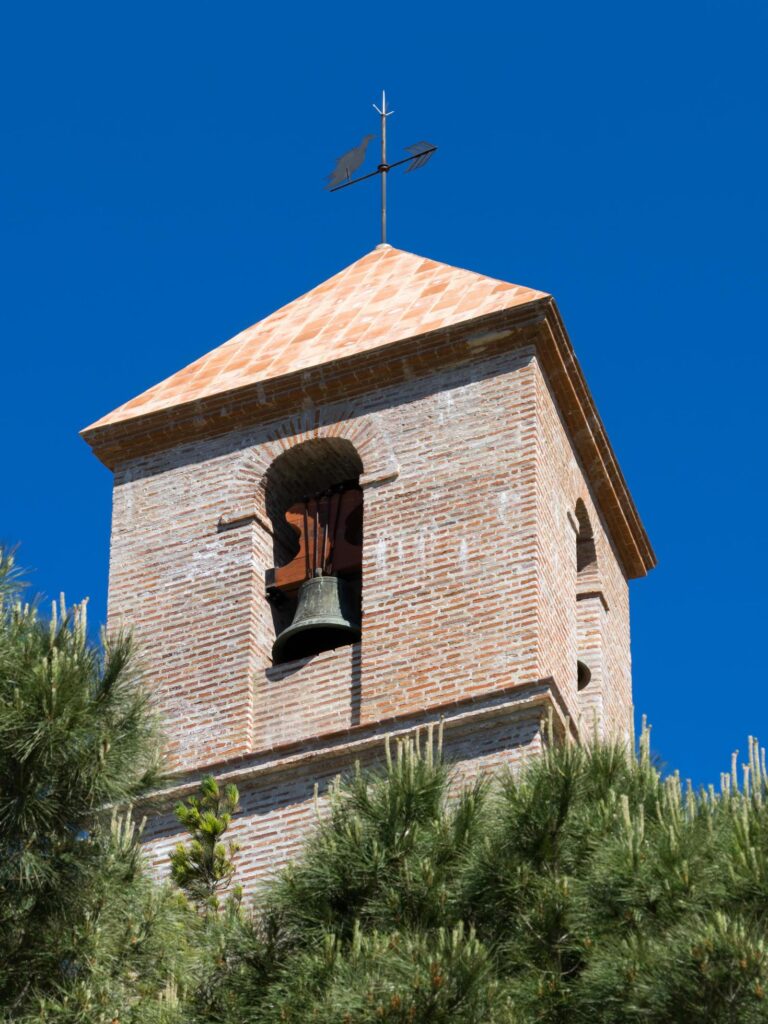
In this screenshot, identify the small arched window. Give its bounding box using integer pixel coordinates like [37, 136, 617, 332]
[574, 499, 599, 695]
[575, 499, 597, 580]
[264, 438, 364, 665]
[577, 660, 592, 691]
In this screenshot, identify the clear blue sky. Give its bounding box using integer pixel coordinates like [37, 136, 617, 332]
[1, 1, 765, 786]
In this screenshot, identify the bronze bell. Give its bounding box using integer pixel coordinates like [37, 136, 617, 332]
[272, 572, 361, 663]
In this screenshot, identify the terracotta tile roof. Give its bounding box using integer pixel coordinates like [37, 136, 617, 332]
[87, 245, 548, 430]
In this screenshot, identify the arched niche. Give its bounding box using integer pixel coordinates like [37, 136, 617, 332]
[225, 412, 399, 524]
[263, 437, 364, 662]
[264, 437, 364, 566]
[575, 498, 598, 580]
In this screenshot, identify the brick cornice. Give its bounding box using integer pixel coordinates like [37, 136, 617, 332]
[81, 297, 655, 578]
[132, 678, 573, 810]
[535, 301, 656, 578]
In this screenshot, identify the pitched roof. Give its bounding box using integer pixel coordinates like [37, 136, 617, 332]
[86, 245, 547, 430]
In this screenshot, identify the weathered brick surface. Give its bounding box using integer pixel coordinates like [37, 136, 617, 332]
[533, 362, 633, 741]
[108, 342, 635, 888]
[96, 251, 653, 891]
[140, 705, 545, 890]
[109, 346, 546, 772]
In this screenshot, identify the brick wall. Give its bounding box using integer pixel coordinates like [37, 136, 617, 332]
[532, 361, 633, 741]
[140, 702, 546, 892]
[108, 339, 633, 889]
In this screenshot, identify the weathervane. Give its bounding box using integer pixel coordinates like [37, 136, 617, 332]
[326, 92, 437, 245]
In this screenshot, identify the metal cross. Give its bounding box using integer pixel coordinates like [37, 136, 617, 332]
[325, 92, 437, 245]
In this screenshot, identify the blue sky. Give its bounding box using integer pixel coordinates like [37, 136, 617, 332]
[1, 1, 765, 785]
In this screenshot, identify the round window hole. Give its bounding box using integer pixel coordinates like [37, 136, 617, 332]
[577, 661, 591, 691]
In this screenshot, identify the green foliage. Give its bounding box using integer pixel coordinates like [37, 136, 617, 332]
[0, 548, 195, 1022]
[170, 776, 241, 911]
[271, 726, 484, 939]
[248, 922, 506, 1024]
[190, 723, 768, 1024]
[4, 545, 768, 1021]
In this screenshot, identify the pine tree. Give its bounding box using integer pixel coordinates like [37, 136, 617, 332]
[170, 776, 241, 912]
[189, 722, 768, 1024]
[0, 548, 196, 1023]
[4, 544, 768, 1022]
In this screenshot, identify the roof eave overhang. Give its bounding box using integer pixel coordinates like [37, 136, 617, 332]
[81, 296, 656, 578]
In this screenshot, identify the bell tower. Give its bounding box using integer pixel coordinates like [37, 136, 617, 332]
[82, 245, 655, 887]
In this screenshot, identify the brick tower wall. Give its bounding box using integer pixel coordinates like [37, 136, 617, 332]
[107, 342, 632, 888]
[140, 705, 546, 892]
[533, 361, 633, 741]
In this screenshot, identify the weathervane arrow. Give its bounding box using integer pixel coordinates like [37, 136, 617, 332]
[325, 92, 438, 245]
[404, 141, 436, 172]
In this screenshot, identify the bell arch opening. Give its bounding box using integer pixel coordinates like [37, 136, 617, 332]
[263, 438, 364, 665]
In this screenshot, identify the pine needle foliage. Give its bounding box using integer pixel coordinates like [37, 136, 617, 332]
[190, 722, 768, 1024]
[271, 724, 485, 940]
[3, 545, 768, 1021]
[0, 548, 195, 1023]
[170, 776, 242, 911]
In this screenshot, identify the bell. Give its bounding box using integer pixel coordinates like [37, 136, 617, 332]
[272, 573, 361, 663]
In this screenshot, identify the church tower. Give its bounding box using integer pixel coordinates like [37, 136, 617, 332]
[82, 245, 655, 887]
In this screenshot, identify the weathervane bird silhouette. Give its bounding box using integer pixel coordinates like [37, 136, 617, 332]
[325, 92, 437, 245]
[326, 135, 376, 190]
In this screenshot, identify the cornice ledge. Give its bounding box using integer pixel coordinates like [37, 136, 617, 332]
[537, 298, 656, 579]
[80, 299, 548, 470]
[132, 679, 571, 810]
